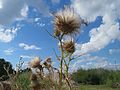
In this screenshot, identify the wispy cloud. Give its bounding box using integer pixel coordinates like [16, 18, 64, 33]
[0, 0, 27, 25]
[34, 18, 45, 27]
[4, 48, 15, 55]
[70, 54, 109, 72]
[109, 48, 120, 55]
[36, 23, 45, 27]
[72, 0, 120, 55]
[26, 0, 50, 17]
[34, 18, 41, 22]
[0, 0, 50, 25]
[19, 43, 41, 50]
[20, 55, 34, 59]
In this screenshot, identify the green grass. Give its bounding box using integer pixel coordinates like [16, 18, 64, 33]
[12, 71, 31, 90]
[77, 85, 120, 90]
[12, 72, 120, 90]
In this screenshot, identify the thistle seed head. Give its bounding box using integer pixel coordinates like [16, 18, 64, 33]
[54, 6, 81, 36]
[43, 57, 52, 68]
[45, 57, 52, 63]
[29, 57, 41, 68]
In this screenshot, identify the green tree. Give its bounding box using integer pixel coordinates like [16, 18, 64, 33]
[0, 58, 14, 81]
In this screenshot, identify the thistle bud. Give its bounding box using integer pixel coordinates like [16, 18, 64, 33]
[63, 40, 75, 54]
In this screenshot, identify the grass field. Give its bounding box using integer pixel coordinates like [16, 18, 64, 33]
[76, 85, 120, 90]
[13, 72, 119, 90]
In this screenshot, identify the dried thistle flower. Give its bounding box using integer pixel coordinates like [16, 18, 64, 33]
[54, 6, 81, 36]
[29, 57, 41, 68]
[46, 57, 52, 63]
[63, 40, 75, 54]
[43, 57, 52, 68]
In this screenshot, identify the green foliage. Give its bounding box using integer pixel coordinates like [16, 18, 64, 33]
[72, 68, 120, 85]
[78, 85, 120, 90]
[0, 58, 14, 81]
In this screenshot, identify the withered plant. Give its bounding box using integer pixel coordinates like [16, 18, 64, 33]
[51, 6, 87, 90]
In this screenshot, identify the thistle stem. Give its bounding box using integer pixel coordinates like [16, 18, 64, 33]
[59, 36, 64, 90]
[64, 54, 72, 90]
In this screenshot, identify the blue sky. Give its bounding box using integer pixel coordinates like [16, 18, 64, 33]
[0, 0, 120, 71]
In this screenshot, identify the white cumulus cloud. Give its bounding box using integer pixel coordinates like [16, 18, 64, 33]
[0, 0, 50, 43]
[0, 25, 21, 42]
[71, 0, 120, 55]
[19, 43, 41, 50]
[72, 0, 120, 22]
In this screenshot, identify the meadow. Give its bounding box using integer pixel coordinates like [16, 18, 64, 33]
[9, 69, 120, 90]
[77, 85, 120, 90]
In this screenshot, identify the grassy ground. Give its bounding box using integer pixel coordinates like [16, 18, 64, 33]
[11, 72, 120, 90]
[11, 72, 31, 90]
[76, 85, 120, 90]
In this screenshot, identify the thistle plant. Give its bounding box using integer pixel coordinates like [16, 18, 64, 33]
[53, 6, 87, 90]
[27, 6, 87, 90]
[29, 57, 57, 90]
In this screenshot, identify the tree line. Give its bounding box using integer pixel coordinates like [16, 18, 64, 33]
[1, 58, 120, 86]
[72, 68, 120, 85]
